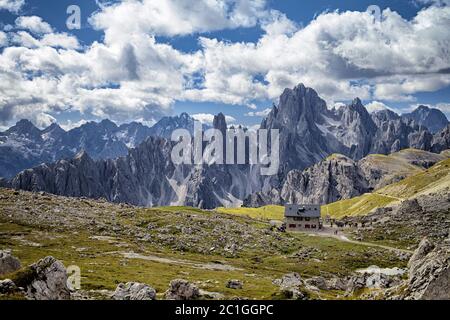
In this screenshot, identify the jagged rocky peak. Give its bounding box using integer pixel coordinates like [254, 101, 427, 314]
[431, 124, 450, 153]
[213, 112, 227, 133]
[41, 123, 66, 140]
[99, 119, 119, 131]
[6, 119, 42, 138]
[275, 83, 328, 126]
[371, 109, 400, 125]
[74, 149, 93, 162]
[402, 105, 449, 133]
[148, 112, 198, 139]
[42, 122, 65, 134]
[339, 98, 376, 130]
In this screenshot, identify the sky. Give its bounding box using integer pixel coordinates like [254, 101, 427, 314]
[0, 0, 449, 131]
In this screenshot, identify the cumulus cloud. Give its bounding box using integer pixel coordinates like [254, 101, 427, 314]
[188, 6, 450, 105]
[415, 0, 450, 6]
[1, 2, 450, 127]
[0, 31, 8, 47]
[365, 101, 393, 113]
[0, 0, 24, 13]
[59, 119, 88, 131]
[192, 113, 236, 124]
[245, 108, 272, 117]
[90, 0, 269, 40]
[15, 16, 53, 34]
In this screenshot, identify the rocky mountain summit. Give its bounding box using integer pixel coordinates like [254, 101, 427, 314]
[3, 84, 450, 209]
[402, 105, 449, 134]
[0, 113, 200, 179]
[244, 149, 449, 207]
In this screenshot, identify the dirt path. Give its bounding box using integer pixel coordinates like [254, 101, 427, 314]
[118, 251, 243, 271]
[310, 228, 413, 254]
[372, 192, 405, 202]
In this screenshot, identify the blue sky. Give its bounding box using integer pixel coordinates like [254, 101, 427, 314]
[0, 0, 449, 130]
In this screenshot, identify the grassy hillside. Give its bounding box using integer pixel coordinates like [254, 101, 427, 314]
[358, 148, 447, 188]
[0, 188, 406, 300]
[216, 205, 284, 221]
[323, 158, 450, 218]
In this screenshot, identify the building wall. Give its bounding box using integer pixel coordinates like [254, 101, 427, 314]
[286, 217, 321, 231]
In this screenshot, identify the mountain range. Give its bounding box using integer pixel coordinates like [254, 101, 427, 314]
[0, 113, 200, 179]
[1, 84, 449, 208]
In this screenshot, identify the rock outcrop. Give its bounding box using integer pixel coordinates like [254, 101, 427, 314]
[432, 124, 450, 153]
[245, 149, 449, 207]
[402, 105, 449, 134]
[273, 273, 308, 299]
[11, 256, 71, 300]
[112, 282, 156, 300]
[405, 238, 450, 300]
[165, 279, 200, 300]
[0, 250, 21, 276]
[5, 84, 449, 209]
[0, 279, 19, 294]
[226, 279, 243, 290]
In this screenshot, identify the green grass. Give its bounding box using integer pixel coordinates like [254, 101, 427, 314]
[322, 193, 396, 218]
[216, 205, 285, 221]
[377, 158, 450, 198]
[322, 158, 450, 218]
[0, 207, 406, 300]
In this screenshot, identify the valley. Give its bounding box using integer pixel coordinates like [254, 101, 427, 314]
[0, 188, 412, 300]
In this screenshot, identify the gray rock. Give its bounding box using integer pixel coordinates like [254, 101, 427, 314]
[431, 124, 450, 153]
[6, 83, 448, 209]
[402, 105, 449, 134]
[226, 280, 243, 290]
[112, 282, 156, 300]
[305, 276, 328, 290]
[326, 277, 348, 291]
[0, 279, 18, 294]
[25, 256, 71, 300]
[0, 250, 21, 275]
[273, 273, 308, 299]
[406, 239, 449, 300]
[165, 279, 200, 300]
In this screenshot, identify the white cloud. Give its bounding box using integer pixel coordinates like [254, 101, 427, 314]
[33, 112, 56, 128]
[0, 31, 7, 47]
[192, 113, 236, 124]
[59, 119, 88, 131]
[416, 0, 450, 6]
[245, 108, 272, 117]
[1, 3, 450, 127]
[40, 33, 80, 49]
[365, 101, 393, 113]
[188, 6, 450, 105]
[0, 0, 24, 13]
[333, 102, 346, 109]
[434, 103, 450, 116]
[90, 0, 269, 40]
[15, 16, 52, 34]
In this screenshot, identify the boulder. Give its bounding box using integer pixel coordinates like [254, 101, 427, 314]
[273, 273, 307, 300]
[0, 279, 18, 294]
[406, 239, 449, 300]
[326, 277, 348, 291]
[346, 272, 401, 295]
[112, 282, 156, 300]
[273, 272, 304, 289]
[0, 250, 21, 275]
[305, 276, 328, 290]
[408, 238, 435, 274]
[11, 256, 71, 300]
[165, 279, 200, 300]
[226, 280, 243, 290]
